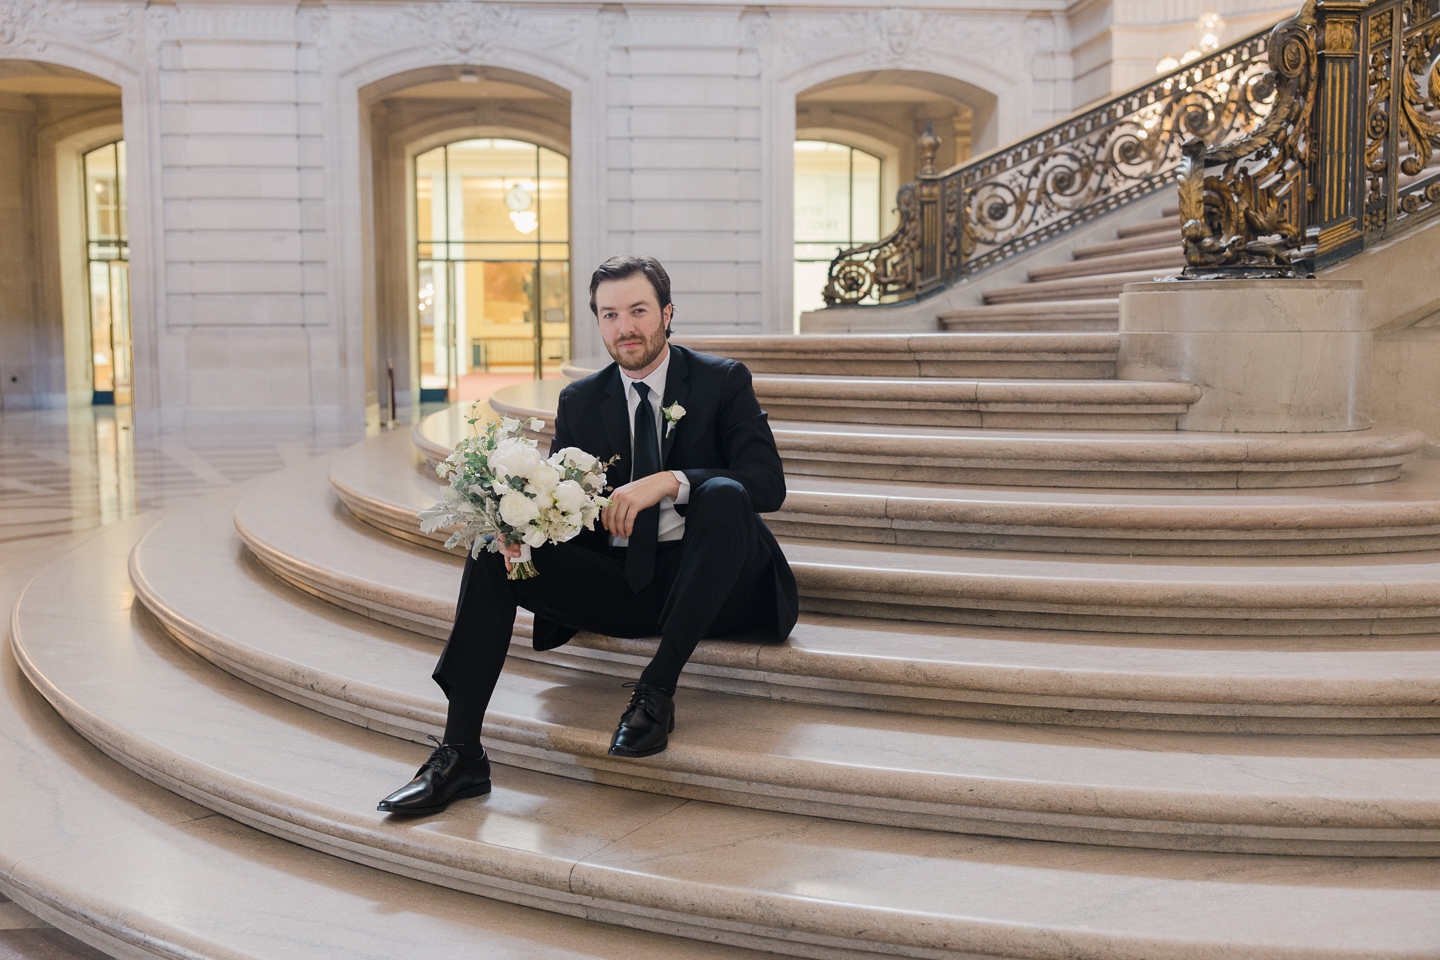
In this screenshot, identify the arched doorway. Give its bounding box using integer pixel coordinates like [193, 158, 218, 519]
[788, 69, 998, 327]
[0, 59, 124, 412]
[413, 137, 569, 402]
[792, 141, 881, 325]
[82, 139, 130, 406]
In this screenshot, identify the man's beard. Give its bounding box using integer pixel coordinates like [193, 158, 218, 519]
[608, 326, 668, 371]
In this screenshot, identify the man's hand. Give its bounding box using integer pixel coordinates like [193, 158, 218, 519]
[603, 471, 681, 538]
[495, 539, 524, 572]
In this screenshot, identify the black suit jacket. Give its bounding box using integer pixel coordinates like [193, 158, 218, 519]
[531, 344, 799, 650]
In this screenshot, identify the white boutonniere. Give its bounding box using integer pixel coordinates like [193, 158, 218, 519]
[662, 402, 685, 438]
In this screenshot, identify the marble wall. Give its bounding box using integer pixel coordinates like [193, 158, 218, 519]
[0, 0, 1293, 427]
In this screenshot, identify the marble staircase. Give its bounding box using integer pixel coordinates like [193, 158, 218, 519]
[938, 206, 1184, 332]
[7, 322, 1440, 955]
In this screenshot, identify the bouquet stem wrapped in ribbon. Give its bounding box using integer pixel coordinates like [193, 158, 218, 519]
[418, 412, 615, 580]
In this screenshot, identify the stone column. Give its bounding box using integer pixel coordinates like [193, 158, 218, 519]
[1118, 279, 1370, 433]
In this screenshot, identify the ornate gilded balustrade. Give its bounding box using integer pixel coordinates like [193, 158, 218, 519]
[1179, 0, 1440, 276]
[823, 0, 1440, 303]
[822, 27, 1281, 305]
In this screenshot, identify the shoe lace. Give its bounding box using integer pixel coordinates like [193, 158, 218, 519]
[418, 734, 457, 775]
[621, 681, 666, 720]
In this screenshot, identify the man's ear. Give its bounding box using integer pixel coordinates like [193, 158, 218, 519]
[663, 303, 674, 339]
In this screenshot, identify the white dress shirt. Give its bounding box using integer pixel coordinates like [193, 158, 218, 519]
[612, 346, 690, 547]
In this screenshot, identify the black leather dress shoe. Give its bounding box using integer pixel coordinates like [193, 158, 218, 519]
[608, 682, 675, 758]
[377, 737, 491, 815]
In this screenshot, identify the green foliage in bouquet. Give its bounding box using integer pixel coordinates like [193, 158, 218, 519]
[418, 409, 615, 579]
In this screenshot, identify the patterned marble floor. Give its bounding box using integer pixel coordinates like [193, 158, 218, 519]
[0, 405, 372, 958]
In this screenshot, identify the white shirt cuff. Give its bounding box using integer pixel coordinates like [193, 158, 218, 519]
[671, 470, 690, 504]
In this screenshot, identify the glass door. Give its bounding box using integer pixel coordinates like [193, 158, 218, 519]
[415, 139, 570, 402]
[793, 140, 881, 329]
[84, 141, 130, 406]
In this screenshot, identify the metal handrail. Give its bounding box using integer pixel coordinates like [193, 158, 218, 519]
[821, 22, 1282, 305]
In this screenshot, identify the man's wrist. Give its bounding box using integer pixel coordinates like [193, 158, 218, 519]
[670, 469, 689, 504]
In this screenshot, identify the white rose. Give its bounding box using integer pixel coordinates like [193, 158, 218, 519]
[557, 447, 598, 472]
[499, 491, 540, 527]
[552, 479, 589, 515]
[490, 438, 542, 480]
[525, 465, 559, 495]
[582, 471, 605, 492]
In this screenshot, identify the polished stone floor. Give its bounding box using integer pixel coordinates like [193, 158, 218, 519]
[0, 405, 369, 958]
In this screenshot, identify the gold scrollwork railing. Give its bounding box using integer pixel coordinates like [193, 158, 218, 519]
[822, 25, 1282, 305]
[824, 0, 1440, 303]
[1179, 0, 1440, 276]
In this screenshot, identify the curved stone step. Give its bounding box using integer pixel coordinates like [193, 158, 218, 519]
[489, 368, 1198, 430]
[0, 563, 765, 960]
[983, 270, 1176, 305]
[16, 523, 1440, 956]
[115, 495, 1440, 853]
[1028, 247, 1185, 282]
[137, 482, 1440, 740]
[938, 299, 1119, 331]
[339, 428, 1440, 557]
[422, 406, 1426, 489]
[768, 421, 1425, 489]
[745, 375, 1201, 430]
[256, 457, 1440, 647]
[1117, 214, 1183, 238]
[673, 332, 1120, 378]
[1074, 231, 1184, 259]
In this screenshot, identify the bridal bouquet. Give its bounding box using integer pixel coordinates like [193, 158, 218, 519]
[419, 412, 614, 579]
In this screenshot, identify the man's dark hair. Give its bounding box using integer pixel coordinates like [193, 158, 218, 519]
[588, 255, 673, 326]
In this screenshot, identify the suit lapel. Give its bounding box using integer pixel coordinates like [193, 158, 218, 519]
[660, 345, 690, 466]
[599, 365, 632, 484]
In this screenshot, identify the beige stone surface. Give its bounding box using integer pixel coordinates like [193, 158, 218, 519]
[0, 542, 770, 960]
[1119, 280, 1371, 433]
[252, 454, 1440, 728]
[12, 516, 1440, 957]
[248, 455, 1440, 638]
[344, 427, 1440, 557]
[420, 401, 1426, 489]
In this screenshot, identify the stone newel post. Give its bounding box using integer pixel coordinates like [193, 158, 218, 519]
[1117, 279, 1371, 433]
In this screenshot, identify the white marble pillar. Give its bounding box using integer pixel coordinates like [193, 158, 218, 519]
[1118, 279, 1370, 433]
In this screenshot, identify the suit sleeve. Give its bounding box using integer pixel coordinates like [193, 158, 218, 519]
[680, 362, 786, 513]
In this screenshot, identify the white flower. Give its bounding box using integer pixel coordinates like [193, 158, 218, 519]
[552, 479, 589, 515]
[501, 417, 521, 433]
[662, 402, 685, 437]
[499, 491, 540, 527]
[525, 465, 559, 494]
[523, 527, 547, 548]
[490, 438, 543, 480]
[526, 417, 545, 432]
[556, 446, 598, 472]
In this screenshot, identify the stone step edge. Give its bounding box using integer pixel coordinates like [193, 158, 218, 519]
[284, 464, 1440, 637]
[0, 650, 777, 960]
[340, 435, 1440, 541]
[32, 538, 1428, 960]
[678, 331, 1123, 354]
[336, 460, 1440, 567]
[6, 614, 935, 960]
[117, 519, 1440, 855]
[159, 492, 1440, 733]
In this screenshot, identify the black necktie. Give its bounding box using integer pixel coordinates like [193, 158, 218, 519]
[625, 381, 661, 592]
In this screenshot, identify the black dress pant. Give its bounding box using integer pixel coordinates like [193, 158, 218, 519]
[432, 477, 774, 739]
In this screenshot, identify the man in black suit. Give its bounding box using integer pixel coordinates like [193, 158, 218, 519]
[379, 255, 798, 815]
